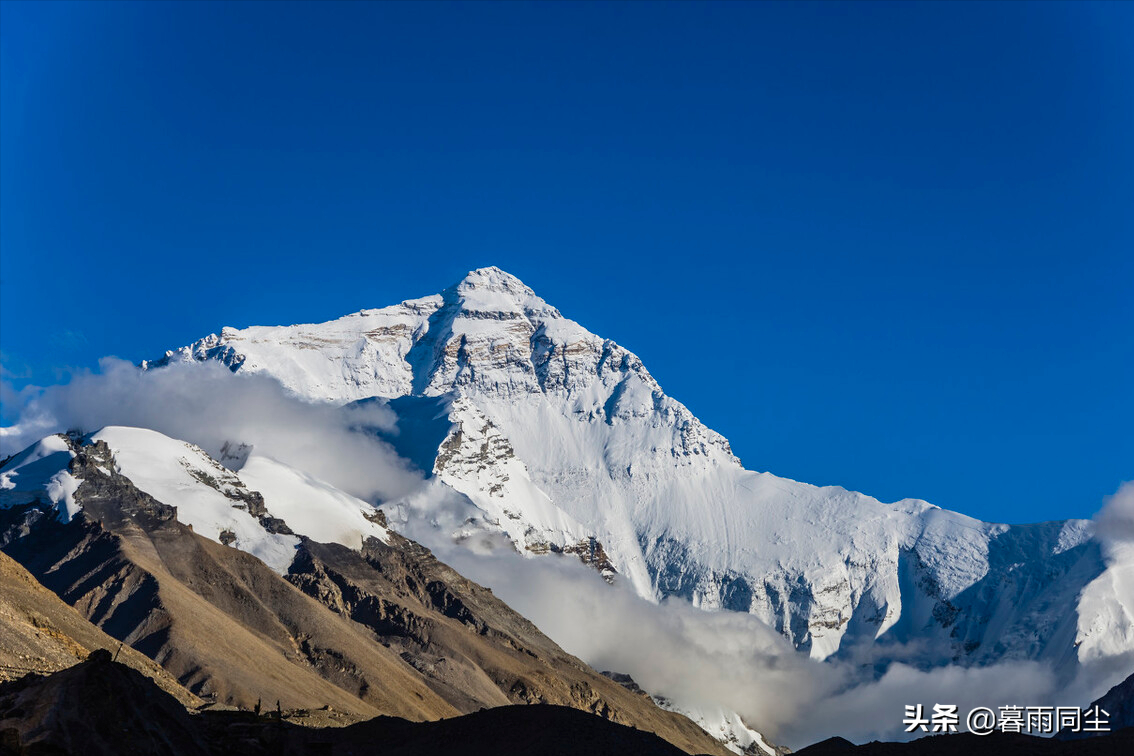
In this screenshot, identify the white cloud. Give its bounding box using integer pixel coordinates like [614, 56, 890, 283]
[0, 358, 422, 503]
[1095, 480, 1134, 547]
[426, 532, 1122, 749]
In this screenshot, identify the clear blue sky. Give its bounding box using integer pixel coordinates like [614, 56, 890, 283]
[2, 1, 1131, 523]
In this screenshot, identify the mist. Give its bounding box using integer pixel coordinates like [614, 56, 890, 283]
[1095, 481, 1134, 548]
[419, 526, 1125, 749]
[0, 358, 423, 503]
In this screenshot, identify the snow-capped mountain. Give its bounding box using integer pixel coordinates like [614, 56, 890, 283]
[1, 426, 390, 574]
[0, 428, 741, 755]
[147, 267, 1130, 681]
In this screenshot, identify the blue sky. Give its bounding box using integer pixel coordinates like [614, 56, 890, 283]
[2, 1, 1131, 523]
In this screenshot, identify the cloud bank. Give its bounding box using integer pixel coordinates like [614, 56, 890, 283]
[412, 524, 1112, 749]
[1095, 480, 1134, 547]
[1, 358, 422, 502]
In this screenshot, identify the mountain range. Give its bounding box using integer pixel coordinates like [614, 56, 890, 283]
[3, 266, 1131, 753]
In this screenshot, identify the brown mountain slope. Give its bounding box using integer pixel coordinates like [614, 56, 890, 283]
[289, 535, 735, 756]
[0, 437, 735, 755]
[0, 443, 457, 721]
[0, 551, 199, 709]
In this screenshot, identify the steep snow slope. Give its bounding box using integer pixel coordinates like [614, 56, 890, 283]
[91, 427, 301, 573]
[0, 435, 82, 521]
[150, 267, 1130, 675]
[3, 428, 392, 575]
[237, 455, 391, 550]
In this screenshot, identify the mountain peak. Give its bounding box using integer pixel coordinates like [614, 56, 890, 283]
[445, 267, 560, 319]
[458, 266, 526, 289]
[452, 266, 533, 298]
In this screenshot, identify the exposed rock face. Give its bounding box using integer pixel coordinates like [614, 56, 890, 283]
[601, 671, 649, 696]
[68, 438, 178, 522]
[529, 537, 617, 583]
[149, 267, 1129, 682]
[286, 535, 735, 755]
[170, 441, 294, 536]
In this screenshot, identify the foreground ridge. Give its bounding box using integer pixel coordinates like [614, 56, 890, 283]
[0, 654, 701, 756]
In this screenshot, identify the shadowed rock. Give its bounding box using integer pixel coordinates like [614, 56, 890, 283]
[0, 655, 207, 756]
